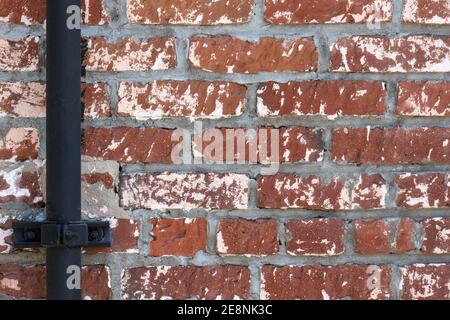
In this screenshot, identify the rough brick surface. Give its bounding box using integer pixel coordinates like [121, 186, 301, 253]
[265, 0, 393, 24]
[127, 0, 254, 25]
[118, 81, 246, 120]
[261, 265, 390, 300]
[217, 219, 279, 256]
[82, 83, 111, 119]
[83, 37, 177, 72]
[354, 220, 391, 254]
[0, 82, 45, 118]
[0, 37, 39, 71]
[0, 128, 39, 161]
[189, 36, 318, 73]
[331, 36, 450, 72]
[0, 265, 110, 299]
[421, 218, 450, 254]
[82, 127, 177, 164]
[121, 266, 250, 300]
[351, 174, 386, 209]
[401, 265, 450, 300]
[395, 173, 449, 209]
[397, 81, 450, 117]
[286, 219, 345, 256]
[257, 81, 386, 117]
[0, 165, 43, 206]
[257, 174, 350, 210]
[403, 0, 450, 24]
[120, 173, 249, 210]
[0, 217, 12, 254]
[150, 218, 207, 257]
[195, 127, 324, 163]
[332, 127, 450, 164]
[396, 218, 416, 253]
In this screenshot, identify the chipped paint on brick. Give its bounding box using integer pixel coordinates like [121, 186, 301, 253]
[403, 0, 450, 24]
[0, 37, 39, 71]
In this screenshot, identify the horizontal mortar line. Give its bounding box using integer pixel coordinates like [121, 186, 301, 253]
[83, 71, 450, 83]
[119, 163, 450, 174]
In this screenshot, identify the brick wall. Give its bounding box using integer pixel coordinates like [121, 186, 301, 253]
[0, 0, 450, 300]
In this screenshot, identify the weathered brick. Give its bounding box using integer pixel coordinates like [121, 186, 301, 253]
[0, 165, 43, 206]
[127, 0, 253, 25]
[0, 37, 39, 71]
[118, 81, 246, 120]
[85, 218, 140, 254]
[0, 128, 39, 161]
[332, 127, 450, 164]
[403, 0, 450, 24]
[351, 174, 387, 209]
[261, 265, 390, 300]
[396, 218, 416, 253]
[257, 174, 350, 210]
[0, 217, 12, 254]
[120, 173, 249, 210]
[400, 264, 450, 300]
[217, 219, 278, 256]
[0, 265, 110, 299]
[265, 0, 392, 24]
[0, 83, 45, 118]
[121, 265, 250, 300]
[354, 220, 390, 254]
[421, 218, 450, 254]
[195, 127, 324, 163]
[395, 173, 449, 209]
[286, 219, 345, 256]
[82, 83, 111, 119]
[0, 0, 108, 25]
[81, 172, 114, 189]
[257, 80, 386, 117]
[397, 81, 450, 117]
[189, 36, 318, 74]
[331, 36, 450, 72]
[150, 218, 207, 257]
[82, 127, 177, 164]
[83, 37, 176, 72]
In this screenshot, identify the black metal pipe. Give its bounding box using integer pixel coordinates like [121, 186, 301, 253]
[46, 0, 82, 300]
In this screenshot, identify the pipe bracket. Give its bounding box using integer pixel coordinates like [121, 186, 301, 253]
[12, 221, 111, 248]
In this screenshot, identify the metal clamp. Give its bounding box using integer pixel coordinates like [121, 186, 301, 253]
[13, 221, 111, 248]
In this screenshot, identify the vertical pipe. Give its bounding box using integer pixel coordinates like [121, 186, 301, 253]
[46, 0, 82, 300]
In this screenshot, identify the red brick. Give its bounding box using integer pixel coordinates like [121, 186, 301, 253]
[261, 265, 390, 300]
[397, 81, 450, 117]
[265, 0, 392, 24]
[150, 218, 207, 257]
[257, 81, 386, 117]
[81, 172, 114, 189]
[0, 0, 108, 25]
[85, 219, 140, 254]
[0, 165, 43, 206]
[352, 174, 387, 209]
[332, 127, 450, 164]
[121, 266, 250, 300]
[395, 173, 449, 209]
[83, 37, 176, 72]
[127, 0, 253, 25]
[421, 218, 450, 254]
[0, 217, 12, 254]
[0, 37, 39, 71]
[189, 36, 317, 74]
[0, 82, 45, 118]
[396, 218, 416, 253]
[403, 0, 450, 24]
[0, 128, 39, 161]
[195, 127, 323, 163]
[331, 36, 450, 72]
[400, 264, 450, 299]
[120, 173, 249, 210]
[354, 220, 390, 254]
[257, 174, 350, 210]
[118, 81, 246, 120]
[286, 219, 345, 256]
[82, 83, 111, 119]
[217, 219, 278, 256]
[0, 265, 110, 299]
[82, 127, 177, 164]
